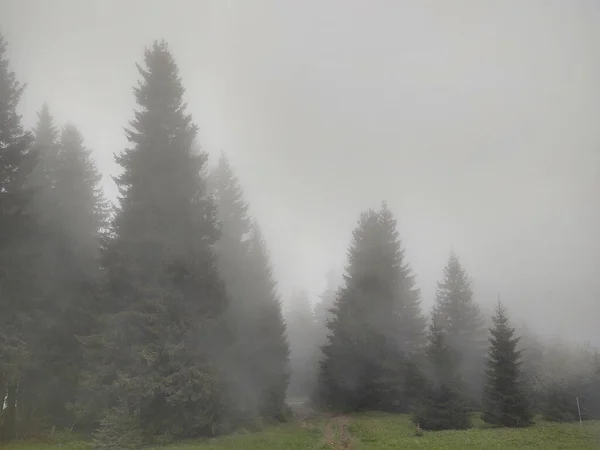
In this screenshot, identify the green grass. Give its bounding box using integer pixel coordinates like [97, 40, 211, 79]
[349, 413, 600, 449]
[4, 414, 600, 449]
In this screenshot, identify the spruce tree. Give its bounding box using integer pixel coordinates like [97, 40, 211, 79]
[433, 252, 486, 406]
[79, 41, 229, 441]
[412, 311, 470, 430]
[210, 153, 289, 425]
[317, 203, 426, 413]
[245, 223, 289, 420]
[482, 301, 532, 427]
[21, 122, 109, 431]
[286, 288, 317, 399]
[313, 269, 337, 349]
[0, 33, 37, 441]
[516, 323, 545, 414]
[28, 104, 59, 195]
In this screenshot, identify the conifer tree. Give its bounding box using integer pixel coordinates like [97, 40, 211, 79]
[210, 154, 289, 425]
[79, 41, 229, 441]
[317, 203, 425, 413]
[28, 104, 59, 195]
[412, 311, 470, 430]
[0, 33, 37, 441]
[245, 223, 289, 420]
[433, 252, 486, 405]
[516, 323, 545, 414]
[21, 122, 109, 431]
[313, 269, 337, 350]
[482, 301, 532, 427]
[286, 288, 317, 399]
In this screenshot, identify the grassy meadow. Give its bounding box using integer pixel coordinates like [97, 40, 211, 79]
[4, 413, 599, 450]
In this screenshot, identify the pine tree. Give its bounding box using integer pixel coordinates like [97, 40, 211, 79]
[245, 223, 289, 420]
[79, 41, 229, 442]
[286, 288, 317, 399]
[28, 104, 59, 195]
[482, 301, 532, 427]
[412, 311, 470, 431]
[313, 269, 337, 349]
[317, 203, 426, 413]
[516, 322, 545, 414]
[0, 33, 37, 441]
[433, 252, 486, 406]
[209, 154, 289, 425]
[537, 341, 598, 422]
[20, 121, 109, 432]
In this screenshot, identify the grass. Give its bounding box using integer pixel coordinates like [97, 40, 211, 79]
[4, 414, 600, 449]
[349, 413, 600, 450]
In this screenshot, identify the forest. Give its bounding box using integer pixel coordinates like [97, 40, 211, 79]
[0, 35, 599, 449]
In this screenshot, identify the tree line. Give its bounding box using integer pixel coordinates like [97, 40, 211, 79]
[0, 36, 598, 447]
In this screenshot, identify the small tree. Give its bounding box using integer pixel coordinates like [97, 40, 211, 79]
[482, 301, 532, 427]
[412, 312, 470, 431]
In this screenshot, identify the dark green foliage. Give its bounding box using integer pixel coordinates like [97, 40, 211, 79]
[17, 114, 108, 434]
[412, 314, 470, 430]
[317, 203, 426, 413]
[482, 302, 532, 428]
[78, 41, 230, 440]
[0, 33, 37, 442]
[433, 252, 486, 407]
[210, 154, 289, 424]
[92, 405, 144, 450]
[542, 381, 581, 422]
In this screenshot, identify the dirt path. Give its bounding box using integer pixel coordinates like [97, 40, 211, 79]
[323, 415, 353, 450]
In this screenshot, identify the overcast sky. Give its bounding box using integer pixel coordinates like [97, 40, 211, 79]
[2, 0, 599, 342]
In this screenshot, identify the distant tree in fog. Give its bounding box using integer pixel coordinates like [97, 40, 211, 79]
[412, 311, 470, 430]
[482, 302, 532, 427]
[313, 269, 338, 350]
[210, 153, 289, 424]
[317, 203, 426, 413]
[20, 116, 108, 431]
[433, 252, 486, 406]
[285, 288, 317, 399]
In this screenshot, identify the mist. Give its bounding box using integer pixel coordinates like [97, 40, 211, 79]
[3, 0, 599, 343]
[1, 0, 599, 445]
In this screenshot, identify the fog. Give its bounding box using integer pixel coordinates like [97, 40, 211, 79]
[2, 0, 599, 345]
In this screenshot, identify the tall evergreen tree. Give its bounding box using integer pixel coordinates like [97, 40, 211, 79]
[317, 203, 426, 413]
[19, 121, 109, 433]
[245, 223, 289, 420]
[482, 301, 532, 427]
[79, 41, 229, 442]
[433, 252, 486, 406]
[209, 153, 289, 425]
[412, 310, 470, 430]
[0, 33, 37, 441]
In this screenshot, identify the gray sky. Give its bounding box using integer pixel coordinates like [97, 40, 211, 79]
[2, 0, 599, 342]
